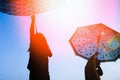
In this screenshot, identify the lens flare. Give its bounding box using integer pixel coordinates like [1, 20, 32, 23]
[107, 34, 120, 51]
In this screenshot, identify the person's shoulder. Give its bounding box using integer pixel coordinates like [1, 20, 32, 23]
[35, 33, 43, 37]
[36, 33, 46, 39]
[37, 33, 44, 36]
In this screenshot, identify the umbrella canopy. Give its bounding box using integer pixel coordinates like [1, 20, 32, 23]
[107, 33, 120, 51]
[69, 23, 120, 62]
[0, 0, 65, 16]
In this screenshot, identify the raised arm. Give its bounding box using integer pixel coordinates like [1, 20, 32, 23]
[30, 15, 35, 41]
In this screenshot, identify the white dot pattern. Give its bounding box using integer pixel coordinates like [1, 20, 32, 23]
[69, 23, 120, 62]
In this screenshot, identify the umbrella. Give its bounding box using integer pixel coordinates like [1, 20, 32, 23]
[69, 23, 120, 62]
[0, 0, 65, 33]
[0, 0, 65, 16]
[107, 33, 120, 51]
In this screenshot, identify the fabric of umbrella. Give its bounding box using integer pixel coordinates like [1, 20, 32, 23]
[0, 0, 65, 16]
[0, 0, 65, 34]
[107, 33, 120, 51]
[69, 23, 120, 62]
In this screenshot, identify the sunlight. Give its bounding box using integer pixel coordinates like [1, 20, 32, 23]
[1, 0, 120, 80]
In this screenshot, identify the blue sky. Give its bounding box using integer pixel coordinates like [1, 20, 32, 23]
[0, 0, 120, 80]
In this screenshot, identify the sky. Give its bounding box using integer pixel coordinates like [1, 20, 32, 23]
[0, 0, 120, 80]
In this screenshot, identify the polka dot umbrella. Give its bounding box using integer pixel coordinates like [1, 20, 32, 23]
[69, 23, 120, 62]
[0, 0, 65, 16]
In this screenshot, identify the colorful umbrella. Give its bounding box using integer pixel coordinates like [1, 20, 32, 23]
[0, 0, 65, 16]
[69, 23, 120, 62]
[0, 0, 65, 34]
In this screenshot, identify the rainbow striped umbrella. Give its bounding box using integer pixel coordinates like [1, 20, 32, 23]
[69, 23, 120, 62]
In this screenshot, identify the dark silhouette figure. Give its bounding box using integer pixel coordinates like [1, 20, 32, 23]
[27, 15, 52, 80]
[85, 53, 103, 80]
